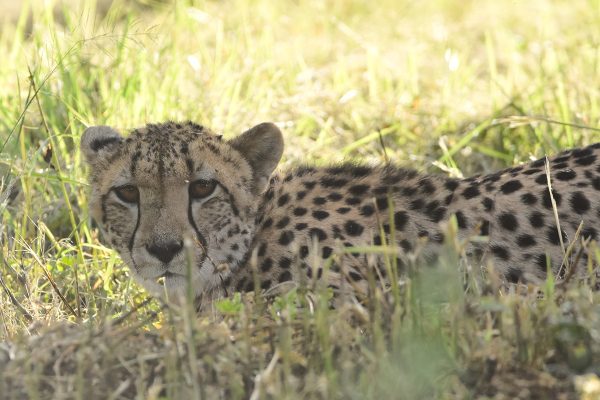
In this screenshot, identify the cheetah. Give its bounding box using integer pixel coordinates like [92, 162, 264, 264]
[81, 121, 600, 304]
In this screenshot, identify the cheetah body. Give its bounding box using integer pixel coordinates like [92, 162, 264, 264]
[81, 121, 600, 304]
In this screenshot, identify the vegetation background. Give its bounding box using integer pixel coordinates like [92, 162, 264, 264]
[0, 0, 600, 398]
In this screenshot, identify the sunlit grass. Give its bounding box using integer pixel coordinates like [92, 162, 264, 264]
[1, 0, 600, 398]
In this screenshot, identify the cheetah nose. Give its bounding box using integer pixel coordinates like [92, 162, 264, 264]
[146, 240, 184, 264]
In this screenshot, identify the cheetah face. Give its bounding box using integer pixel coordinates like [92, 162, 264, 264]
[81, 122, 283, 302]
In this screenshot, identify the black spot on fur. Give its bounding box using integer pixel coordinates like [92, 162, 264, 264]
[331, 224, 345, 240]
[444, 193, 454, 205]
[255, 243, 267, 258]
[462, 185, 480, 199]
[375, 197, 389, 211]
[542, 189, 561, 209]
[455, 211, 468, 229]
[445, 180, 459, 191]
[261, 258, 273, 272]
[277, 194, 290, 206]
[347, 165, 373, 177]
[294, 207, 308, 216]
[499, 213, 518, 231]
[535, 174, 548, 185]
[547, 227, 567, 245]
[420, 179, 436, 194]
[313, 197, 327, 205]
[570, 191, 590, 214]
[552, 155, 571, 164]
[327, 192, 343, 201]
[345, 197, 361, 205]
[337, 207, 351, 214]
[279, 231, 295, 245]
[529, 212, 545, 228]
[582, 227, 597, 240]
[500, 180, 523, 194]
[320, 177, 348, 188]
[276, 217, 290, 229]
[300, 246, 309, 258]
[344, 221, 364, 236]
[554, 162, 568, 170]
[303, 181, 317, 190]
[480, 220, 490, 236]
[322, 246, 333, 259]
[410, 199, 424, 210]
[427, 204, 446, 223]
[394, 211, 409, 230]
[264, 188, 275, 201]
[260, 280, 272, 290]
[309, 228, 327, 241]
[555, 169, 576, 181]
[484, 174, 501, 183]
[517, 234, 536, 247]
[575, 154, 596, 166]
[349, 184, 370, 196]
[278, 270, 292, 282]
[279, 257, 292, 269]
[573, 147, 593, 157]
[295, 223, 308, 230]
[483, 197, 494, 212]
[536, 254, 550, 272]
[523, 168, 541, 175]
[400, 240, 412, 252]
[506, 267, 523, 283]
[373, 186, 391, 195]
[312, 210, 330, 220]
[402, 187, 418, 196]
[520, 193, 537, 205]
[360, 204, 375, 217]
[491, 245, 510, 260]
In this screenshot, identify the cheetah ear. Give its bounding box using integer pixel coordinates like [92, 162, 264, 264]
[80, 126, 124, 165]
[230, 122, 284, 193]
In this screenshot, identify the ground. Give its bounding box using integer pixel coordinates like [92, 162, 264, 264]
[0, 0, 600, 399]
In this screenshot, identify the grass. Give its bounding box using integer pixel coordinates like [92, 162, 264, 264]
[1, 0, 600, 398]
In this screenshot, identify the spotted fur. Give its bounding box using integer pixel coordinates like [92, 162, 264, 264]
[81, 121, 600, 304]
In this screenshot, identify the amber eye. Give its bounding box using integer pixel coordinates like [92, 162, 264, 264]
[189, 179, 217, 200]
[114, 185, 139, 204]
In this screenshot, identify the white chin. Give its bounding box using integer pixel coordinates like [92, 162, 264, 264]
[130, 259, 225, 303]
[132, 274, 194, 302]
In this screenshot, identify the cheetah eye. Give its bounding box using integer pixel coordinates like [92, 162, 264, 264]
[114, 185, 139, 204]
[189, 179, 217, 200]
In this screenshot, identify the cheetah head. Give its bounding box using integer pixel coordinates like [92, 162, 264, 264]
[81, 121, 283, 302]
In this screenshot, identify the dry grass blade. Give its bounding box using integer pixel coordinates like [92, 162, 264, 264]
[0, 269, 33, 322]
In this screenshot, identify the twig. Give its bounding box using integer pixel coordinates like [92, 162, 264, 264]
[494, 115, 600, 133]
[26, 247, 78, 318]
[0, 270, 33, 322]
[557, 235, 591, 290]
[111, 297, 158, 327]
